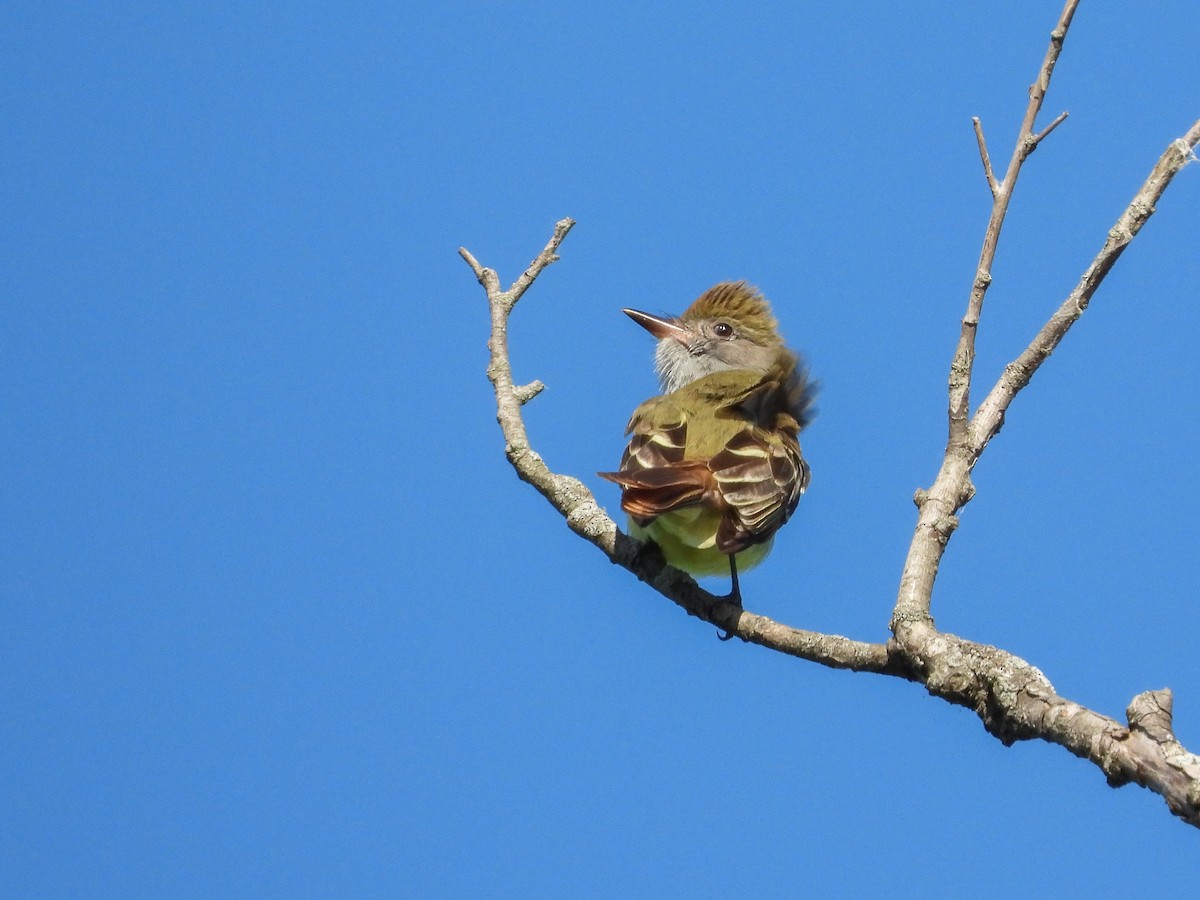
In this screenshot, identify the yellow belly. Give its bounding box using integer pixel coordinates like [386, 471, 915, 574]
[629, 508, 773, 577]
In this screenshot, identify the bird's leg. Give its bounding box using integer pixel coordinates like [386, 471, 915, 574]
[716, 554, 742, 641]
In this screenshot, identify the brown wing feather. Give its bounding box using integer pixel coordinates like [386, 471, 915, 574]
[597, 461, 716, 525]
[619, 420, 686, 470]
[598, 408, 712, 525]
[710, 426, 808, 554]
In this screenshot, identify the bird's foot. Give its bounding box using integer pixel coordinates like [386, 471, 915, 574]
[715, 590, 743, 642]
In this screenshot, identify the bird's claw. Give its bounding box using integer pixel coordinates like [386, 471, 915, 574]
[715, 594, 742, 642]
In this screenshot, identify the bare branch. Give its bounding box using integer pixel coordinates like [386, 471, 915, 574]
[893, 620, 1200, 825]
[885, 0, 1200, 825]
[971, 119, 1200, 454]
[947, 0, 1079, 447]
[467, 194, 1200, 824]
[458, 246, 498, 294]
[510, 217, 575, 306]
[972, 116, 999, 198]
[901, 0, 1081, 633]
[1029, 110, 1069, 149]
[1117, 690, 1200, 823]
[465, 4, 1200, 830]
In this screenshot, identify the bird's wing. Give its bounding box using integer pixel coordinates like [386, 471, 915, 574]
[596, 460, 715, 523]
[597, 400, 718, 524]
[708, 424, 809, 554]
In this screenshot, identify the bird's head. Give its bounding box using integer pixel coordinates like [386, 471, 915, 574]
[623, 282, 785, 393]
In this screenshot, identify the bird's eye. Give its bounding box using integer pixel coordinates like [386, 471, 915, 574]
[713, 321, 734, 338]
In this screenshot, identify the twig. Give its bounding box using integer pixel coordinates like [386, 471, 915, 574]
[1030, 110, 1069, 149]
[972, 117, 999, 198]
[947, 0, 1080, 448]
[971, 119, 1200, 454]
[900, 0, 1080, 628]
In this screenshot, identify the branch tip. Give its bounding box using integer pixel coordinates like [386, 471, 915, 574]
[513, 380, 546, 404]
[972, 117, 999, 196]
[1030, 110, 1069, 149]
[458, 246, 484, 276]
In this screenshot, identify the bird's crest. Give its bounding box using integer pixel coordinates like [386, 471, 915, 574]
[682, 282, 780, 347]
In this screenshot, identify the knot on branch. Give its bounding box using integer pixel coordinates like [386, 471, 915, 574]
[912, 491, 961, 538]
[1127, 689, 1176, 745]
[893, 624, 1056, 746]
[1002, 360, 1035, 392]
[1107, 689, 1200, 823]
[920, 512, 959, 544]
[1128, 200, 1155, 225]
[961, 478, 976, 504]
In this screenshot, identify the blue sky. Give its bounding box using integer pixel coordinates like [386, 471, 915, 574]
[3, 1, 1199, 896]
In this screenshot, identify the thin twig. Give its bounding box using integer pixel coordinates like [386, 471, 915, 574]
[970, 119, 1200, 455]
[1030, 110, 1069, 149]
[946, 0, 1080, 447]
[973, 116, 999, 198]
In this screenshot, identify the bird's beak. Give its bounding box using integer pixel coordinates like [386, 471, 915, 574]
[622, 308, 691, 343]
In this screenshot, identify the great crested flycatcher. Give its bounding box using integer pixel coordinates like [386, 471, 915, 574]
[599, 281, 816, 605]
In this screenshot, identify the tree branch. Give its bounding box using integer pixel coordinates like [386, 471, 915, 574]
[947, 0, 1079, 448]
[971, 120, 1200, 453]
[1030, 110, 1070, 149]
[972, 117, 999, 198]
[885, 0, 1200, 825]
[462, 5, 1200, 829]
[897, 0, 1080, 630]
[896, 119, 1200, 630]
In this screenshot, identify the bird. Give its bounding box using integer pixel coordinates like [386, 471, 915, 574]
[598, 281, 816, 630]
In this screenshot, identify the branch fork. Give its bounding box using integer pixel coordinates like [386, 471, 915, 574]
[460, 0, 1200, 827]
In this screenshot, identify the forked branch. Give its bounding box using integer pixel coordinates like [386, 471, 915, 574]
[948, 0, 1078, 446]
[972, 121, 1200, 452]
[461, 6, 1200, 828]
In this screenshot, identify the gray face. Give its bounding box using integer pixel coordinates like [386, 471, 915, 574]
[653, 320, 778, 393]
